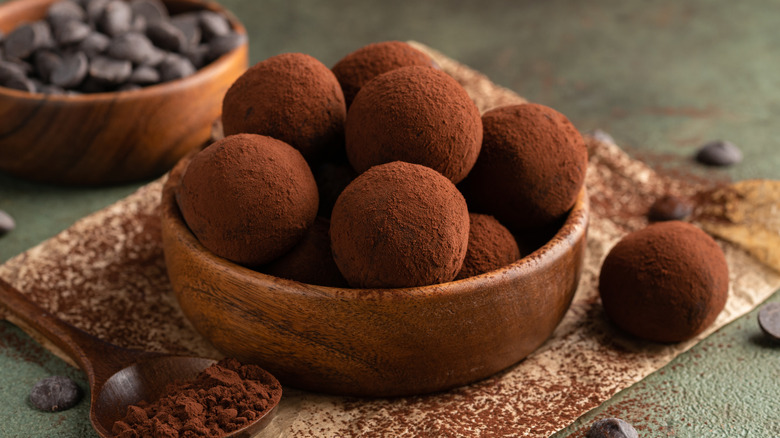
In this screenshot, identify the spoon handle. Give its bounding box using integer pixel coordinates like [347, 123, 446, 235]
[0, 277, 137, 380]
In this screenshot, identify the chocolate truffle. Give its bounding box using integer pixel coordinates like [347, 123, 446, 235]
[330, 161, 469, 288]
[345, 66, 482, 183]
[599, 221, 729, 343]
[331, 41, 433, 107]
[262, 217, 347, 287]
[455, 213, 521, 280]
[459, 103, 587, 229]
[221, 53, 347, 161]
[177, 134, 318, 266]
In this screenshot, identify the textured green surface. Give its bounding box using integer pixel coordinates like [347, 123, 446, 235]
[0, 0, 778, 436]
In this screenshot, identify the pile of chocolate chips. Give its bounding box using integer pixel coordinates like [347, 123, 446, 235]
[0, 0, 245, 94]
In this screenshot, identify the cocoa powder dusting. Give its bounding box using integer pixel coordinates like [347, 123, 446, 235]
[455, 213, 520, 280]
[112, 358, 282, 438]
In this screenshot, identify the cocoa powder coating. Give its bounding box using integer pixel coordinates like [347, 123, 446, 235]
[345, 66, 482, 183]
[459, 103, 587, 229]
[261, 216, 348, 287]
[331, 41, 433, 107]
[599, 221, 729, 343]
[455, 213, 521, 280]
[221, 53, 347, 161]
[112, 358, 282, 438]
[176, 134, 318, 267]
[330, 161, 469, 288]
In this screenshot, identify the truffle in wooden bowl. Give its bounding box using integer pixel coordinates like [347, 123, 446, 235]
[161, 155, 589, 397]
[0, 0, 248, 185]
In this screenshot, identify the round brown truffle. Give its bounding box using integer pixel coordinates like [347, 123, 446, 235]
[345, 66, 482, 183]
[221, 53, 347, 161]
[262, 217, 347, 287]
[459, 103, 587, 229]
[455, 213, 521, 280]
[176, 134, 319, 267]
[332, 41, 433, 108]
[330, 161, 469, 288]
[598, 221, 729, 343]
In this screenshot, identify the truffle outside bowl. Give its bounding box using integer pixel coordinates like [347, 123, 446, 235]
[161, 158, 589, 397]
[0, 0, 248, 185]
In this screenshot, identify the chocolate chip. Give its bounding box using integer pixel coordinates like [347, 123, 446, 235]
[205, 32, 245, 62]
[79, 76, 110, 93]
[130, 0, 168, 24]
[4, 22, 54, 60]
[586, 418, 639, 438]
[89, 56, 132, 84]
[50, 51, 87, 88]
[758, 302, 780, 342]
[199, 10, 231, 40]
[85, 0, 109, 25]
[4, 76, 36, 92]
[117, 82, 142, 92]
[78, 32, 111, 58]
[29, 376, 82, 412]
[128, 64, 159, 84]
[648, 194, 693, 222]
[51, 18, 91, 45]
[107, 32, 161, 65]
[146, 20, 186, 52]
[182, 44, 208, 69]
[171, 13, 202, 50]
[158, 53, 195, 82]
[0, 209, 15, 235]
[99, 0, 133, 37]
[47, 0, 86, 23]
[0, 60, 29, 83]
[695, 140, 742, 166]
[33, 50, 63, 83]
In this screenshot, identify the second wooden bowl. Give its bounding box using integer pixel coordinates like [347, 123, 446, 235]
[0, 0, 248, 185]
[161, 157, 589, 397]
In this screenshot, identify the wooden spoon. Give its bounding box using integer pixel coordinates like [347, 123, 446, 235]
[0, 278, 279, 437]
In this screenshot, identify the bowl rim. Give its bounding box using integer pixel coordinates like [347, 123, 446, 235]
[162, 157, 590, 300]
[0, 0, 248, 101]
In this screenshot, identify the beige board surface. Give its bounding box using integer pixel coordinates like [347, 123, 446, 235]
[1, 42, 778, 437]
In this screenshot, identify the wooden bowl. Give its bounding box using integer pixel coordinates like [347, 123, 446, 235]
[161, 157, 590, 397]
[0, 0, 248, 185]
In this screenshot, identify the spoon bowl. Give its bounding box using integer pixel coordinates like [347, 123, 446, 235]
[0, 278, 281, 438]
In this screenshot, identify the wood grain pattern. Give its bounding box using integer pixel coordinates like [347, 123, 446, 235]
[0, 0, 248, 185]
[161, 156, 590, 397]
[0, 276, 279, 438]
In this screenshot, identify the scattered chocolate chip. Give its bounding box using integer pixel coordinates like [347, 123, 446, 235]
[29, 376, 82, 412]
[128, 64, 159, 85]
[0, 209, 15, 235]
[648, 194, 693, 222]
[47, 0, 86, 23]
[4, 22, 53, 60]
[206, 32, 245, 62]
[199, 10, 231, 40]
[33, 50, 63, 83]
[171, 13, 201, 50]
[586, 418, 639, 438]
[758, 302, 780, 342]
[695, 140, 742, 166]
[89, 56, 132, 84]
[99, 0, 133, 37]
[130, 0, 168, 24]
[78, 32, 111, 58]
[107, 32, 160, 65]
[51, 18, 91, 45]
[50, 51, 88, 88]
[158, 53, 195, 82]
[146, 20, 186, 52]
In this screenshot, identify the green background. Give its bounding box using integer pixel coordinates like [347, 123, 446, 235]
[0, 0, 778, 436]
